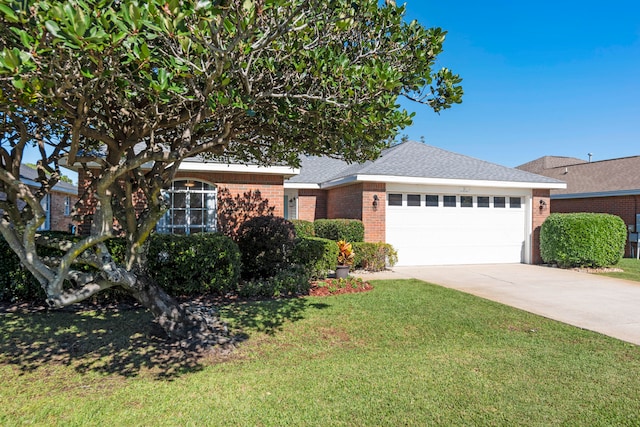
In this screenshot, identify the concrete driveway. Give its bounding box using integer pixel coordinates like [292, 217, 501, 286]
[355, 264, 640, 346]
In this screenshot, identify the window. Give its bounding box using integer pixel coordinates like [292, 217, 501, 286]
[494, 197, 506, 208]
[510, 197, 522, 209]
[157, 180, 217, 235]
[477, 196, 490, 208]
[461, 196, 473, 208]
[388, 194, 402, 206]
[443, 195, 456, 207]
[407, 194, 421, 206]
[64, 196, 71, 216]
[425, 195, 439, 207]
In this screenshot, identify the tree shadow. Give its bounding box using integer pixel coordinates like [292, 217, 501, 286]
[219, 298, 330, 337]
[0, 298, 329, 379]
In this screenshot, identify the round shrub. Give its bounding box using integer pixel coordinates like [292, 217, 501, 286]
[236, 216, 297, 280]
[540, 213, 627, 268]
[292, 236, 339, 279]
[352, 242, 398, 271]
[314, 219, 365, 242]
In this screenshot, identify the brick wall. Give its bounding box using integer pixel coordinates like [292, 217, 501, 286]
[175, 171, 284, 217]
[327, 184, 363, 220]
[324, 183, 386, 243]
[552, 195, 640, 256]
[532, 189, 551, 264]
[49, 190, 78, 233]
[298, 189, 327, 221]
[361, 182, 385, 242]
[77, 169, 285, 234]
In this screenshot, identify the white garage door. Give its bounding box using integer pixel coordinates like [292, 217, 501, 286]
[386, 189, 530, 266]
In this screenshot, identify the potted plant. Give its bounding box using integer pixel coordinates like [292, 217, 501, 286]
[336, 240, 355, 279]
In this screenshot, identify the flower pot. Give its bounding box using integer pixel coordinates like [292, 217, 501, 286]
[335, 265, 350, 279]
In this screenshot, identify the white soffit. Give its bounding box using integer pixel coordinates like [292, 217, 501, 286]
[322, 174, 567, 190]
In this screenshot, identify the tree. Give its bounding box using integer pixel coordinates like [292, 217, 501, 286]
[0, 0, 462, 349]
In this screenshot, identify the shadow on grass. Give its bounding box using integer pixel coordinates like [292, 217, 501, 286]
[0, 297, 327, 379]
[219, 298, 329, 337]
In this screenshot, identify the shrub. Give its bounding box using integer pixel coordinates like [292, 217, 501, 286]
[540, 213, 627, 268]
[237, 265, 311, 298]
[292, 236, 339, 279]
[352, 242, 398, 271]
[146, 233, 241, 295]
[291, 219, 315, 238]
[0, 237, 44, 302]
[236, 216, 297, 280]
[314, 219, 365, 242]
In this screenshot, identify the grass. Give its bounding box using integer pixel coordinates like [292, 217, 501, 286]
[600, 257, 640, 282]
[2, 280, 640, 426]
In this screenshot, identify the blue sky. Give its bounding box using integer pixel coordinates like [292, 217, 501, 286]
[399, 0, 640, 167]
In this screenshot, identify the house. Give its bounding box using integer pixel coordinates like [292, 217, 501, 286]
[285, 141, 565, 265]
[0, 165, 78, 232]
[76, 141, 565, 265]
[517, 155, 640, 256]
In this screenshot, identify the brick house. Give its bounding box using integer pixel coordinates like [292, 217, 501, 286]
[517, 155, 640, 256]
[4, 165, 78, 232]
[76, 141, 564, 266]
[285, 141, 564, 265]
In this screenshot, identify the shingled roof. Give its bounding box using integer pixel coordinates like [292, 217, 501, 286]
[287, 141, 564, 188]
[20, 165, 77, 195]
[517, 155, 640, 196]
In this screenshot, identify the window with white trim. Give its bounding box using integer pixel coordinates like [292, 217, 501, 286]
[64, 196, 71, 216]
[157, 180, 217, 234]
[388, 194, 402, 206]
[407, 194, 421, 206]
[425, 195, 439, 207]
[509, 197, 522, 208]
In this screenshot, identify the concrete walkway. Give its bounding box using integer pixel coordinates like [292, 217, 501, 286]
[354, 264, 640, 346]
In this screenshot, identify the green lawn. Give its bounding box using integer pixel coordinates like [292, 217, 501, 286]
[600, 257, 640, 282]
[2, 280, 640, 426]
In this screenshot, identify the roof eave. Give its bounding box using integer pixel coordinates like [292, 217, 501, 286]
[320, 174, 566, 190]
[552, 189, 640, 199]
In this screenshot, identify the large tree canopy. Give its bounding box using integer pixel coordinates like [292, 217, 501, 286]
[0, 0, 462, 348]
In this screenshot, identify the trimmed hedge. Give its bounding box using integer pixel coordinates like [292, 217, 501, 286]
[0, 237, 45, 302]
[0, 232, 241, 302]
[291, 219, 315, 238]
[314, 219, 365, 242]
[147, 232, 241, 295]
[540, 213, 627, 268]
[292, 236, 339, 279]
[352, 242, 398, 272]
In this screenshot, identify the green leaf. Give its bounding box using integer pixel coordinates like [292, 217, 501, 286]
[0, 4, 19, 22]
[12, 77, 25, 89]
[44, 20, 62, 38]
[223, 18, 235, 35]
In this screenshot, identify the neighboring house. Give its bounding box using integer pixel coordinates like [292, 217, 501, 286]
[76, 141, 565, 266]
[517, 155, 640, 256]
[0, 165, 78, 232]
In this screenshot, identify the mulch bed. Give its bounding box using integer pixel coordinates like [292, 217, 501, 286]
[308, 278, 374, 297]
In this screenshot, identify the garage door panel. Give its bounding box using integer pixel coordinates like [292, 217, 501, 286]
[386, 193, 528, 266]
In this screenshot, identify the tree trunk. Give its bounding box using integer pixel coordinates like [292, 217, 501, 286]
[127, 273, 234, 351]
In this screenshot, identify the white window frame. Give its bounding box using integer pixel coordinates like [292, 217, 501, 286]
[157, 179, 217, 235]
